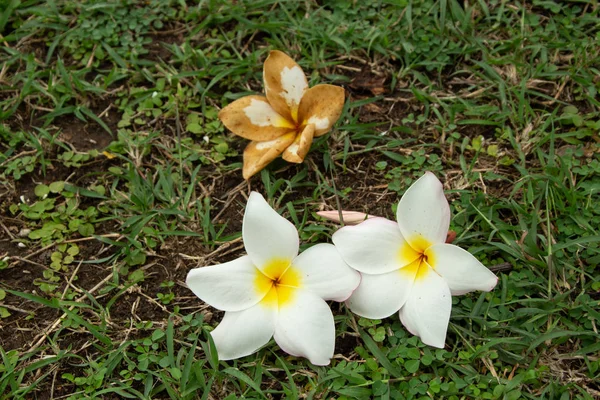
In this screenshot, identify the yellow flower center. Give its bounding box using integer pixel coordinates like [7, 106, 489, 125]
[398, 236, 436, 281]
[254, 258, 302, 309]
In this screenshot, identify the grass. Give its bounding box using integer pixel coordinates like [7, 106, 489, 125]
[1, 0, 599, 399]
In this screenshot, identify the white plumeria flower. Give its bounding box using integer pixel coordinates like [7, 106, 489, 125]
[332, 172, 498, 348]
[186, 192, 360, 365]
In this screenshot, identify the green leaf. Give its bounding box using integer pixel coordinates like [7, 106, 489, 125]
[487, 144, 499, 157]
[49, 181, 65, 193]
[186, 122, 203, 134]
[505, 390, 522, 400]
[29, 227, 56, 239]
[152, 329, 165, 341]
[471, 135, 483, 151]
[406, 347, 420, 359]
[493, 385, 504, 397]
[421, 353, 433, 366]
[405, 359, 420, 373]
[170, 367, 182, 380]
[78, 223, 95, 236]
[336, 387, 373, 397]
[34, 184, 50, 197]
[527, 330, 598, 351]
[381, 151, 406, 163]
[214, 142, 228, 154]
[64, 183, 108, 199]
[372, 380, 389, 395]
[126, 249, 146, 266]
[128, 269, 145, 283]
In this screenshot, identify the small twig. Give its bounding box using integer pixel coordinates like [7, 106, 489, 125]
[97, 103, 112, 119]
[0, 62, 9, 83]
[180, 237, 243, 263]
[0, 303, 31, 314]
[541, 76, 570, 106]
[50, 366, 59, 400]
[0, 220, 16, 240]
[335, 64, 362, 72]
[489, 262, 512, 273]
[211, 183, 245, 223]
[61, 233, 122, 244]
[11, 256, 47, 268]
[0, 150, 37, 168]
[10, 233, 121, 267]
[61, 262, 82, 301]
[85, 44, 96, 68]
[136, 289, 171, 314]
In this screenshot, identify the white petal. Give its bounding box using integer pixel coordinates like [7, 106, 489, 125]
[292, 243, 360, 301]
[427, 243, 498, 295]
[273, 289, 335, 366]
[186, 256, 267, 312]
[243, 192, 299, 273]
[346, 269, 414, 319]
[397, 172, 451, 248]
[399, 264, 452, 348]
[210, 303, 277, 360]
[332, 217, 417, 274]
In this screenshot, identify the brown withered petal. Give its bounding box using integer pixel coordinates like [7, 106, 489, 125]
[282, 124, 315, 164]
[219, 95, 295, 142]
[263, 50, 308, 123]
[242, 132, 297, 179]
[297, 84, 345, 137]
